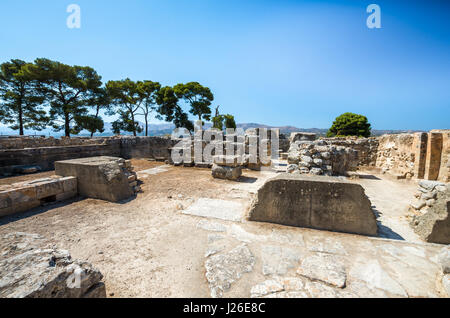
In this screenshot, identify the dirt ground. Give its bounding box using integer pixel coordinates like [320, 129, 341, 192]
[0, 160, 434, 297]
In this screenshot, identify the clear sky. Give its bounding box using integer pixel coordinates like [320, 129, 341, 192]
[0, 0, 449, 131]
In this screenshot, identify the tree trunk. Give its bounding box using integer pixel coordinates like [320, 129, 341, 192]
[18, 106, 24, 136]
[64, 113, 71, 137]
[91, 106, 101, 138]
[145, 116, 148, 137]
[131, 112, 136, 137]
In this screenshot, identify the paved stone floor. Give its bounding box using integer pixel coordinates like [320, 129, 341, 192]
[0, 162, 447, 298]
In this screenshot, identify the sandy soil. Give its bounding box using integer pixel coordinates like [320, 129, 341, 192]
[0, 161, 425, 297]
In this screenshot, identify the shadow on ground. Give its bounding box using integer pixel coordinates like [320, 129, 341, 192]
[372, 206, 405, 240]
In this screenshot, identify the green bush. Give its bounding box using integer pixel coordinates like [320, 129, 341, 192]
[327, 112, 371, 138]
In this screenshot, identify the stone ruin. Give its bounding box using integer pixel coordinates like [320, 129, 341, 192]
[0, 176, 77, 218]
[287, 139, 358, 176]
[168, 127, 278, 180]
[0, 156, 140, 218]
[0, 232, 105, 298]
[248, 174, 378, 236]
[55, 156, 139, 202]
[410, 181, 450, 244]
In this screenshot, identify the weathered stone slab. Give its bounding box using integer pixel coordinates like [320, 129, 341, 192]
[0, 232, 105, 298]
[248, 174, 378, 236]
[297, 254, 347, 288]
[182, 198, 243, 221]
[55, 156, 134, 202]
[205, 244, 255, 298]
[261, 245, 302, 276]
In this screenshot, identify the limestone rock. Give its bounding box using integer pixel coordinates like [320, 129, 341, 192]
[211, 164, 242, 180]
[438, 246, 450, 274]
[411, 183, 450, 244]
[349, 258, 407, 297]
[261, 245, 302, 276]
[0, 232, 105, 298]
[287, 164, 299, 174]
[248, 174, 378, 236]
[442, 275, 450, 296]
[55, 156, 135, 202]
[205, 244, 255, 298]
[297, 254, 347, 288]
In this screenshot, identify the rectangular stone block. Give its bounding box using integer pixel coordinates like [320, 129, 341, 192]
[248, 174, 378, 236]
[35, 180, 64, 200]
[55, 156, 134, 202]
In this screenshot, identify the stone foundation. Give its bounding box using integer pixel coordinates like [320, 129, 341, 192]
[0, 176, 77, 217]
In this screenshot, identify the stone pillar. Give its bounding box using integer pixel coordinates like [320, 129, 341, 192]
[434, 130, 450, 182]
[412, 132, 428, 179]
[424, 132, 443, 181]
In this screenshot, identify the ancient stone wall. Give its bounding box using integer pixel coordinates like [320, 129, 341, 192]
[320, 137, 379, 167]
[0, 136, 173, 176]
[375, 134, 417, 178]
[0, 176, 77, 217]
[375, 131, 449, 181]
[0, 136, 110, 150]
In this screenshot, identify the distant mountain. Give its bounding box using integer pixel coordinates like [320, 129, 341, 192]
[0, 122, 424, 138]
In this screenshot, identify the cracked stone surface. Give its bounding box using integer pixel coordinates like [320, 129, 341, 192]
[197, 220, 227, 233]
[183, 198, 243, 221]
[261, 245, 302, 276]
[297, 254, 347, 288]
[205, 244, 255, 298]
[348, 258, 407, 297]
[306, 237, 348, 255]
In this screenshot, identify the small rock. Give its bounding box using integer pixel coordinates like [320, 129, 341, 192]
[310, 167, 323, 175]
[287, 164, 299, 174]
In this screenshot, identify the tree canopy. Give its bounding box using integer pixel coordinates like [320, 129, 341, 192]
[106, 79, 144, 136]
[155, 86, 194, 131]
[0, 59, 48, 135]
[212, 105, 236, 131]
[327, 112, 371, 138]
[23, 58, 103, 137]
[137, 80, 161, 136]
[0, 57, 218, 137]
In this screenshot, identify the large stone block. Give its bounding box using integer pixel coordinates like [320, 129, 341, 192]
[212, 164, 242, 180]
[411, 183, 450, 244]
[248, 174, 378, 236]
[55, 156, 134, 202]
[0, 232, 105, 298]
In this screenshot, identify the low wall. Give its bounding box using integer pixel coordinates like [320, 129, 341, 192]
[320, 137, 379, 167]
[0, 136, 110, 149]
[0, 136, 173, 175]
[0, 176, 77, 217]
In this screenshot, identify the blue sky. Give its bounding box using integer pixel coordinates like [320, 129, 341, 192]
[0, 0, 449, 131]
